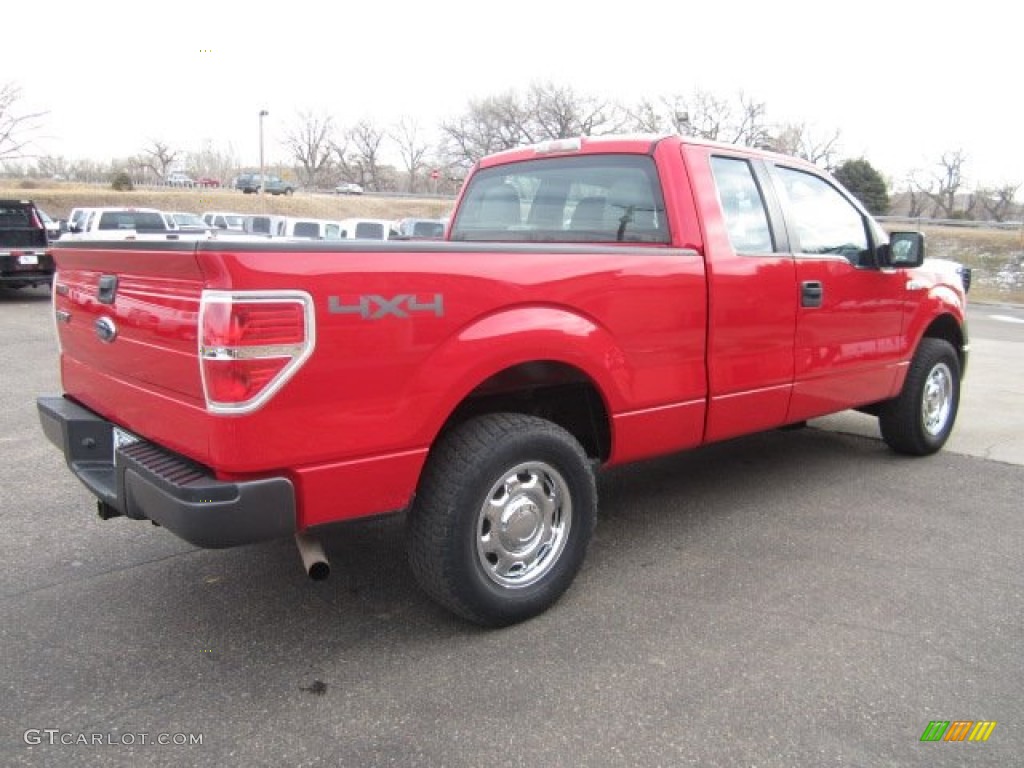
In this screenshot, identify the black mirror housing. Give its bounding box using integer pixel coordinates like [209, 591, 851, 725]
[879, 231, 925, 268]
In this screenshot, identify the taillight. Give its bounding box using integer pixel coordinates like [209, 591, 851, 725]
[199, 290, 315, 414]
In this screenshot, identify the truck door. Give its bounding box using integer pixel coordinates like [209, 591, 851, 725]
[696, 152, 798, 442]
[768, 164, 907, 421]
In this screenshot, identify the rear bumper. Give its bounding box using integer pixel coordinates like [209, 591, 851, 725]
[37, 396, 296, 548]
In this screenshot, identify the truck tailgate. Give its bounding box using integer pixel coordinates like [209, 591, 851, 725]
[53, 242, 206, 425]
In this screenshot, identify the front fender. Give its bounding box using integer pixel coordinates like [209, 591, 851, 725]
[904, 265, 968, 360]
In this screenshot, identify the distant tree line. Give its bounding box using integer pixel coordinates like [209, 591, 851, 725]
[1, 78, 1020, 221]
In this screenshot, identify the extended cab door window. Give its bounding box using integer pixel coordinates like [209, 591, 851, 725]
[710, 157, 774, 254]
[774, 167, 871, 266]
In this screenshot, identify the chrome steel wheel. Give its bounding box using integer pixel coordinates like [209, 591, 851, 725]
[476, 461, 572, 589]
[921, 362, 953, 436]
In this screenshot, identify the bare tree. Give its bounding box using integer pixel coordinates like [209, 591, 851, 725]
[0, 82, 46, 160]
[441, 84, 624, 170]
[328, 136, 356, 185]
[976, 184, 1020, 222]
[622, 89, 770, 146]
[125, 154, 158, 185]
[622, 98, 667, 133]
[284, 111, 335, 188]
[140, 140, 179, 181]
[69, 159, 112, 184]
[184, 140, 241, 183]
[392, 117, 430, 193]
[683, 90, 732, 140]
[770, 122, 842, 169]
[729, 92, 772, 148]
[439, 92, 529, 170]
[525, 81, 621, 139]
[35, 155, 73, 179]
[916, 150, 968, 218]
[903, 174, 929, 218]
[346, 119, 388, 191]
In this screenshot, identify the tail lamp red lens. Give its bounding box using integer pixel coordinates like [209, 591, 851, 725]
[199, 291, 315, 414]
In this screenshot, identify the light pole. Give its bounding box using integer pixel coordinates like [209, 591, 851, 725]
[258, 109, 268, 196]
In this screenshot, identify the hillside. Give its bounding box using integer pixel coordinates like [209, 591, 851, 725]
[1, 181, 454, 224]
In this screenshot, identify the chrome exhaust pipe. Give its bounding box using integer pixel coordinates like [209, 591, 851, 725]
[295, 532, 330, 581]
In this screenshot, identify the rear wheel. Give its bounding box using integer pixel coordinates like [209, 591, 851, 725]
[407, 413, 596, 627]
[879, 338, 960, 455]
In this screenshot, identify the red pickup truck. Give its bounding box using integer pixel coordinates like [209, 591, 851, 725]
[37, 135, 969, 626]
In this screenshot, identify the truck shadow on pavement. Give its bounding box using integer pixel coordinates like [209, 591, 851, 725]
[156, 424, 904, 639]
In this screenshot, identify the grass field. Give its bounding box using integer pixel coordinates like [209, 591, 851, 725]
[4, 182, 1021, 304]
[909, 225, 1023, 303]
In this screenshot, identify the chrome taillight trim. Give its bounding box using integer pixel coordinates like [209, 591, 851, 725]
[198, 289, 316, 415]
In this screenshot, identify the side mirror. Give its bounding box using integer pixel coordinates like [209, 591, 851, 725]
[879, 231, 925, 268]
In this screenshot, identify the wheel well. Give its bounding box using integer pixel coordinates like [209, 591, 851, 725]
[442, 361, 612, 462]
[922, 314, 965, 372]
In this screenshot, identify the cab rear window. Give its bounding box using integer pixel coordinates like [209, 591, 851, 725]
[450, 154, 669, 243]
[0, 204, 36, 228]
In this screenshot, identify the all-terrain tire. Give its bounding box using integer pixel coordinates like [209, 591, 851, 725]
[879, 338, 960, 456]
[407, 413, 596, 627]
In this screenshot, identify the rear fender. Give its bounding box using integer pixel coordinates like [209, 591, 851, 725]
[408, 306, 629, 445]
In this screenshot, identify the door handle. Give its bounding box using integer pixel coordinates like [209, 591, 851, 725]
[801, 280, 823, 308]
[96, 275, 118, 305]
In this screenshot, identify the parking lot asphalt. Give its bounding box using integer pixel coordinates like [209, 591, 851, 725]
[1, 287, 1021, 767]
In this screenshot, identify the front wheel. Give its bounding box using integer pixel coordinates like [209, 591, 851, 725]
[879, 338, 961, 455]
[407, 413, 596, 627]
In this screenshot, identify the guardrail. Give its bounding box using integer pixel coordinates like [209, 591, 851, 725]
[877, 216, 1024, 232]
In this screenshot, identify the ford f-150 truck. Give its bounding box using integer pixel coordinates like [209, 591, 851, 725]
[37, 135, 969, 626]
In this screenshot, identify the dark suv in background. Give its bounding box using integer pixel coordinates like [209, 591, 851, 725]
[0, 199, 54, 290]
[234, 173, 296, 195]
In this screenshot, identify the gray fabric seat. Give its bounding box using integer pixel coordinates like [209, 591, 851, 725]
[479, 185, 522, 228]
[569, 196, 607, 231]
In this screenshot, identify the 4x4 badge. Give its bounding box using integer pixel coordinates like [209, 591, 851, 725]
[328, 294, 444, 320]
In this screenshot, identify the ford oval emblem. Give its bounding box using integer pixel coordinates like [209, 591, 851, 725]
[94, 316, 118, 343]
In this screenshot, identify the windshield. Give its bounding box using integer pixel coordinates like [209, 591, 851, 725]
[412, 221, 444, 238]
[450, 154, 669, 243]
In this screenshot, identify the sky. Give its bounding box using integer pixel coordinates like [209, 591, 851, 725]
[4, 0, 1021, 189]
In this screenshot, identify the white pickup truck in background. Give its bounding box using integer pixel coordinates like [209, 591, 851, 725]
[65, 207, 171, 238]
